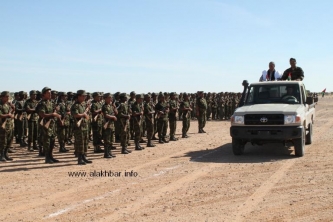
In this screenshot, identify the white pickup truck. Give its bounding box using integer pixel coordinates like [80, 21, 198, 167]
[230, 80, 315, 157]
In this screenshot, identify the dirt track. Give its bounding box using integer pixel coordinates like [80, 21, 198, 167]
[1, 97, 333, 222]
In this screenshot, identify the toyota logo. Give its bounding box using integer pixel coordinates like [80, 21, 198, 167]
[260, 117, 268, 123]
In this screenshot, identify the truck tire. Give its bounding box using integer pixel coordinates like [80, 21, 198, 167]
[305, 123, 312, 145]
[294, 127, 305, 157]
[232, 138, 245, 155]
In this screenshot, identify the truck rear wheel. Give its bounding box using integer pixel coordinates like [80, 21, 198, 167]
[232, 138, 245, 155]
[305, 123, 312, 145]
[294, 127, 305, 157]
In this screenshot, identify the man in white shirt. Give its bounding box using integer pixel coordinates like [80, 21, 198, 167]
[259, 62, 282, 81]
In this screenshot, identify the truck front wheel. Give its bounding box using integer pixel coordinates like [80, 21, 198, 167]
[232, 138, 245, 155]
[294, 128, 305, 157]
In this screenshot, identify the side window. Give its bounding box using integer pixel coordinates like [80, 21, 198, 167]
[246, 87, 254, 103]
[300, 86, 306, 104]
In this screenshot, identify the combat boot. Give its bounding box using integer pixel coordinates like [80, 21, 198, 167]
[33, 141, 38, 150]
[169, 136, 178, 141]
[159, 138, 164, 144]
[28, 143, 34, 152]
[50, 148, 59, 163]
[4, 148, 13, 161]
[20, 140, 26, 147]
[38, 146, 45, 157]
[202, 129, 206, 133]
[109, 146, 116, 158]
[182, 134, 186, 138]
[45, 151, 54, 164]
[78, 155, 86, 165]
[135, 142, 143, 150]
[121, 146, 129, 154]
[8, 147, 15, 153]
[104, 146, 112, 158]
[59, 143, 69, 153]
[162, 137, 169, 143]
[94, 145, 104, 153]
[82, 154, 92, 164]
[147, 139, 156, 147]
[0, 149, 6, 161]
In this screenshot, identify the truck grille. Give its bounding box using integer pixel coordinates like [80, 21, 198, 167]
[244, 114, 284, 125]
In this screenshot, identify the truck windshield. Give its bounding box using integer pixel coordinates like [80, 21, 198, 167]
[245, 84, 301, 105]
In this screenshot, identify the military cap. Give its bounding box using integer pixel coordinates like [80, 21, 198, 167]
[164, 92, 168, 96]
[51, 90, 58, 95]
[158, 93, 165, 98]
[19, 91, 25, 95]
[170, 92, 177, 97]
[151, 92, 156, 96]
[58, 91, 66, 96]
[103, 93, 112, 98]
[144, 94, 151, 98]
[36, 90, 41, 95]
[135, 94, 143, 99]
[197, 91, 203, 94]
[92, 92, 99, 97]
[1, 91, 10, 96]
[42, 87, 51, 94]
[130, 91, 136, 95]
[76, 90, 87, 96]
[119, 93, 127, 98]
[29, 90, 37, 95]
[290, 58, 296, 62]
[67, 91, 73, 96]
[183, 93, 189, 97]
[114, 92, 120, 95]
[14, 92, 19, 96]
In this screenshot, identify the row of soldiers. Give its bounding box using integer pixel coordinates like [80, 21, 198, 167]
[0, 89, 241, 165]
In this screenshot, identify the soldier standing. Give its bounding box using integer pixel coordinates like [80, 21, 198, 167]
[39, 87, 62, 164]
[144, 94, 156, 147]
[128, 91, 136, 140]
[56, 92, 70, 153]
[211, 93, 218, 120]
[180, 93, 192, 138]
[131, 94, 144, 150]
[168, 92, 178, 141]
[196, 91, 207, 133]
[0, 91, 15, 161]
[117, 93, 132, 154]
[71, 90, 92, 165]
[102, 93, 117, 158]
[15, 91, 28, 147]
[24, 90, 39, 151]
[66, 92, 74, 145]
[90, 92, 104, 153]
[155, 93, 169, 144]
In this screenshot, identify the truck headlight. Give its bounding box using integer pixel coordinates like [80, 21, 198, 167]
[231, 115, 244, 124]
[284, 115, 301, 124]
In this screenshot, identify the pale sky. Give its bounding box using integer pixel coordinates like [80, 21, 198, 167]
[1, 0, 331, 93]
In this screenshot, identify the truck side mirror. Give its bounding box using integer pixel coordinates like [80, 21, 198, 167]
[306, 96, 313, 105]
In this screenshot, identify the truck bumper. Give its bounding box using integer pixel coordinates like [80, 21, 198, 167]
[230, 126, 303, 141]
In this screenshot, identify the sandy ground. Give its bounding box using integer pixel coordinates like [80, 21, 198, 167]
[0, 96, 332, 222]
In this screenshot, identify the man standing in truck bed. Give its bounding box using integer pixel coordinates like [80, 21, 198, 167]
[281, 58, 304, 81]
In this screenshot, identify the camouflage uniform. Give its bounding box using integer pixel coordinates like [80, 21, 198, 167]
[155, 94, 169, 143]
[102, 93, 116, 158]
[71, 90, 92, 165]
[144, 94, 155, 147]
[180, 93, 191, 138]
[24, 91, 39, 151]
[56, 92, 70, 152]
[117, 93, 131, 154]
[131, 94, 144, 150]
[90, 93, 104, 153]
[168, 92, 178, 141]
[39, 87, 58, 164]
[196, 91, 207, 133]
[0, 92, 14, 161]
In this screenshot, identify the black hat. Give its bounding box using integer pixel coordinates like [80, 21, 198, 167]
[67, 91, 73, 96]
[130, 91, 136, 95]
[119, 93, 127, 98]
[58, 91, 66, 96]
[76, 90, 87, 96]
[42, 87, 51, 94]
[103, 93, 112, 98]
[290, 58, 296, 62]
[135, 94, 143, 99]
[92, 92, 99, 97]
[29, 90, 37, 95]
[1, 91, 10, 96]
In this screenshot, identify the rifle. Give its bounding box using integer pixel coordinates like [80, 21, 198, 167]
[77, 104, 91, 127]
[1, 102, 15, 129]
